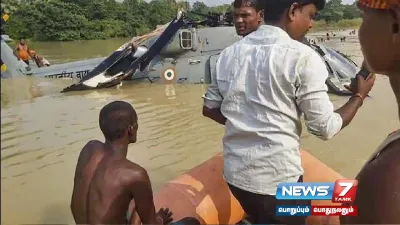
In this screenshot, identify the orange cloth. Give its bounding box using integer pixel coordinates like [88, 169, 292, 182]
[17, 44, 30, 61]
[358, 0, 400, 9]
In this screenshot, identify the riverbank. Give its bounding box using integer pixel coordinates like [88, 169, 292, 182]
[5, 17, 363, 44]
[312, 18, 362, 32]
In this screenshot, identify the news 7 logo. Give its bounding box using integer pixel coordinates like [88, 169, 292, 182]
[275, 179, 358, 203]
[332, 179, 358, 203]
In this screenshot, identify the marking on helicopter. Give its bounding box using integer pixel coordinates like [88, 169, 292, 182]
[162, 67, 177, 84]
[44, 69, 90, 79]
[1, 63, 7, 72]
[2, 14, 9, 22]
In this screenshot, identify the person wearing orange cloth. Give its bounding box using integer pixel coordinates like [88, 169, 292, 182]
[14, 38, 31, 65]
[340, 0, 400, 223]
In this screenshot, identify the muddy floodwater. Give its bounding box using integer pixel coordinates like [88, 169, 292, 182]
[1, 31, 399, 224]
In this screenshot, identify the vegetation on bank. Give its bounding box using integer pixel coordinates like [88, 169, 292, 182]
[1, 0, 362, 42]
[312, 18, 362, 32]
[312, 0, 363, 31]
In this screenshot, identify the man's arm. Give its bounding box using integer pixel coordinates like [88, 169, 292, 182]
[337, 62, 375, 128]
[341, 142, 400, 224]
[127, 200, 141, 225]
[13, 46, 20, 59]
[334, 92, 363, 128]
[128, 165, 174, 225]
[129, 167, 160, 225]
[202, 106, 226, 125]
[202, 55, 226, 125]
[296, 52, 373, 140]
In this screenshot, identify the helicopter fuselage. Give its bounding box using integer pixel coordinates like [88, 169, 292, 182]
[133, 26, 242, 85]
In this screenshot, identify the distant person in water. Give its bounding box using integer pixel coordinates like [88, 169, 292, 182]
[14, 38, 31, 65]
[71, 101, 200, 225]
[340, 0, 400, 223]
[233, 0, 264, 37]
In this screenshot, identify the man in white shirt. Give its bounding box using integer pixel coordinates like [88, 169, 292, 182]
[202, 0, 376, 224]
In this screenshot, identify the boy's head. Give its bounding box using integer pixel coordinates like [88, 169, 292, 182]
[99, 101, 138, 144]
[263, 0, 325, 41]
[357, 0, 400, 76]
[233, 0, 264, 36]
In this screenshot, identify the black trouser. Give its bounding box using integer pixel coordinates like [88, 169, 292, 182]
[23, 59, 29, 65]
[228, 176, 310, 225]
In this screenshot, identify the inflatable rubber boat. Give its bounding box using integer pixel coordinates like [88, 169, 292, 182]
[152, 150, 343, 225]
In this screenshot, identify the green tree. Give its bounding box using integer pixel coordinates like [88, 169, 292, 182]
[317, 0, 344, 23]
[211, 4, 233, 13]
[1, 0, 363, 42]
[33, 1, 87, 41]
[147, 0, 178, 28]
[342, 3, 362, 19]
[2, 2, 40, 38]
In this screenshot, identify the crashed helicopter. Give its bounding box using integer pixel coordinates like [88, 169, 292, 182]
[1, 10, 358, 95]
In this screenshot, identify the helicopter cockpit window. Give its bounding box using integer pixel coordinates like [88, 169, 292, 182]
[179, 31, 192, 50]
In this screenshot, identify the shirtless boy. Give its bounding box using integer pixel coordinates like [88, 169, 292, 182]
[70, 101, 188, 224]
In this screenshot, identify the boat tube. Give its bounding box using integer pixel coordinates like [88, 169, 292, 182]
[153, 150, 343, 225]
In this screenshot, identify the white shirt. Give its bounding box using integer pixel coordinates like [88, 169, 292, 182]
[203, 25, 343, 195]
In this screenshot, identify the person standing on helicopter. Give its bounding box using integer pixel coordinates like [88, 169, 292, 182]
[14, 38, 31, 65]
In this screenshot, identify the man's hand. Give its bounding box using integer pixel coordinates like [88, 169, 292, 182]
[156, 208, 173, 225]
[202, 106, 226, 125]
[345, 74, 376, 98]
[336, 73, 376, 129]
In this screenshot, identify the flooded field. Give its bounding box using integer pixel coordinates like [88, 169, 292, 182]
[1, 31, 399, 224]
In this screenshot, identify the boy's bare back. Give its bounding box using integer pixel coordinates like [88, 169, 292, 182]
[71, 140, 107, 224]
[71, 140, 149, 224]
[71, 101, 174, 225]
